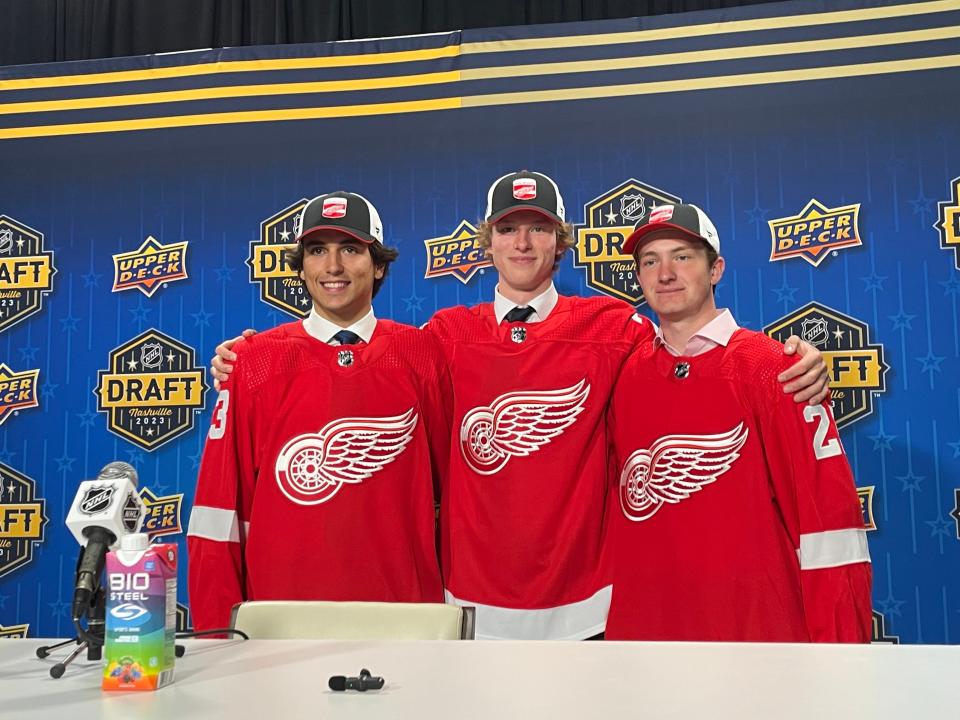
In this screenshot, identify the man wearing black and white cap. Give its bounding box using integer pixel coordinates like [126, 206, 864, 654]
[187, 191, 450, 632]
[604, 203, 871, 642]
[425, 173, 830, 640]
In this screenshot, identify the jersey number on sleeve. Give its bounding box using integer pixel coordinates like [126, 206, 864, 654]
[208, 390, 230, 440]
[803, 404, 842, 460]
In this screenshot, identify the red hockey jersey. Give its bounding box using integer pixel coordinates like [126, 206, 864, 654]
[605, 329, 872, 642]
[425, 295, 654, 639]
[187, 319, 449, 632]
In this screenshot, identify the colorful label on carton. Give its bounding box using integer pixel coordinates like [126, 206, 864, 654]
[103, 543, 177, 691]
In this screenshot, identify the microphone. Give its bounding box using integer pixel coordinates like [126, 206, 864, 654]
[328, 669, 385, 692]
[65, 462, 146, 621]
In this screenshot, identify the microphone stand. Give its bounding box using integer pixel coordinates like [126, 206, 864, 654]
[36, 585, 105, 679]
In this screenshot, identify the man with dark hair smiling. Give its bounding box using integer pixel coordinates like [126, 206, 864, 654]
[604, 204, 871, 642]
[187, 191, 449, 632]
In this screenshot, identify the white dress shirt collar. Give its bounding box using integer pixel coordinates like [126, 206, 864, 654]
[302, 307, 377, 345]
[494, 282, 559, 324]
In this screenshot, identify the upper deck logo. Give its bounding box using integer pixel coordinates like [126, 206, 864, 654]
[573, 179, 681, 304]
[247, 199, 311, 319]
[764, 302, 888, 429]
[0, 623, 29, 638]
[111, 236, 189, 297]
[424, 220, 491, 284]
[935, 176, 960, 269]
[139, 486, 184, 540]
[0, 462, 48, 580]
[768, 199, 861, 267]
[0, 215, 56, 333]
[0, 363, 40, 426]
[94, 328, 208, 451]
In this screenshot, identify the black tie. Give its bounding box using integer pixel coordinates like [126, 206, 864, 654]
[504, 306, 535, 323]
[332, 330, 362, 346]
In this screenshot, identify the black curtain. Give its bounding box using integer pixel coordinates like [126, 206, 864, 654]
[1, 0, 784, 67]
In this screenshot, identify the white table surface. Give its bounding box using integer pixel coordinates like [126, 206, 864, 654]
[0, 638, 957, 719]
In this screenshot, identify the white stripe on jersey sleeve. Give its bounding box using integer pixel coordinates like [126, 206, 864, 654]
[187, 505, 241, 543]
[797, 528, 871, 570]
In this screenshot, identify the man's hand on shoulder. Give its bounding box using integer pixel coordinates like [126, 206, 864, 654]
[211, 329, 256, 391]
[779, 335, 829, 405]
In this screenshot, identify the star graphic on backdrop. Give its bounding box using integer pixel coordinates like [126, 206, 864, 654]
[925, 516, 953, 539]
[166, 352, 176, 364]
[630, 283, 640, 292]
[948, 440, 960, 458]
[5, 482, 15, 497]
[82, 270, 103, 288]
[17, 344, 40, 364]
[58, 315, 80, 333]
[129, 299, 152, 323]
[832, 327, 845, 342]
[15, 237, 25, 250]
[191, 308, 213, 328]
[126, 358, 139, 371]
[861, 271, 887, 292]
[40, 379, 59, 400]
[916, 351, 945, 375]
[908, 192, 934, 220]
[604, 210, 618, 225]
[278, 228, 291, 241]
[0, 594, 8, 610]
[54, 452, 76, 474]
[402, 293, 425, 314]
[152, 480, 171, 496]
[940, 275, 960, 297]
[868, 429, 896, 452]
[721, 170, 741, 187]
[0, 447, 15, 465]
[744, 203, 772, 227]
[300, 297, 310, 306]
[885, 155, 906, 174]
[48, 600, 70, 619]
[145, 427, 155, 437]
[896, 470, 924, 493]
[125, 448, 145, 466]
[889, 310, 915, 331]
[76, 410, 98, 428]
[771, 279, 797, 304]
[876, 593, 905, 618]
[214, 263, 236, 283]
[188, 449, 203, 470]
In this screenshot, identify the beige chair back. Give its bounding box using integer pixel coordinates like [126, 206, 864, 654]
[230, 601, 475, 640]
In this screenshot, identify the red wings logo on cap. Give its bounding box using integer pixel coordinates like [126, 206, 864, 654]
[619, 423, 748, 521]
[513, 178, 537, 201]
[274, 409, 418, 505]
[649, 205, 675, 223]
[322, 198, 348, 218]
[459, 380, 590, 475]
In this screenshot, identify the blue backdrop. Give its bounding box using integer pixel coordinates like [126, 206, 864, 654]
[0, 0, 958, 643]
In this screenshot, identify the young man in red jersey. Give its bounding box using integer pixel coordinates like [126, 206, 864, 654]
[211, 173, 829, 639]
[605, 203, 871, 642]
[187, 192, 449, 632]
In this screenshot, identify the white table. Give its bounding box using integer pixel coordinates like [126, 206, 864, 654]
[0, 638, 956, 719]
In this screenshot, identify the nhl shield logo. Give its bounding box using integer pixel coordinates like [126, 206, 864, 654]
[79, 484, 115, 515]
[573, 179, 681, 305]
[765, 302, 888, 429]
[140, 342, 163, 370]
[0, 228, 12, 254]
[337, 350, 354, 367]
[247, 199, 312, 319]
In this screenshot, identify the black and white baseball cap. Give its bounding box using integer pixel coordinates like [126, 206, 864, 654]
[622, 203, 720, 256]
[296, 191, 384, 245]
[485, 170, 566, 224]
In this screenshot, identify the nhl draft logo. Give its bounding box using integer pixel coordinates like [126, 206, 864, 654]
[0, 623, 29, 638]
[768, 199, 861, 267]
[619, 423, 748, 522]
[247, 199, 311, 319]
[139, 487, 184, 540]
[111, 236, 189, 297]
[0, 462, 48, 580]
[764, 302, 888, 429]
[858, 486, 877, 531]
[176, 603, 192, 633]
[459, 380, 590, 475]
[275, 409, 418, 505]
[871, 610, 899, 644]
[94, 328, 208, 450]
[935, 176, 960, 269]
[79, 484, 116, 514]
[951, 489, 960, 539]
[0, 215, 56, 333]
[423, 220, 492, 284]
[0, 363, 40, 426]
[573, 179, 681, 304]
